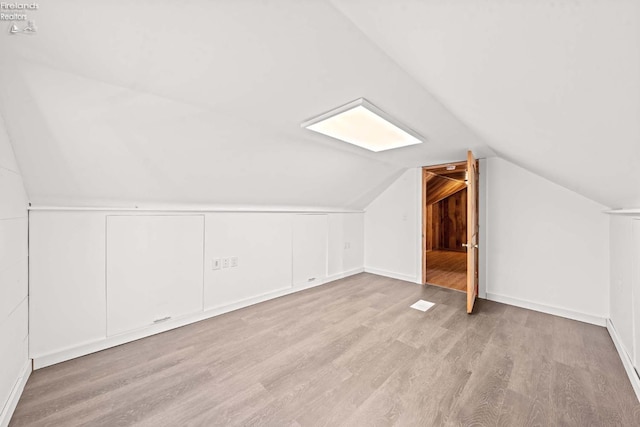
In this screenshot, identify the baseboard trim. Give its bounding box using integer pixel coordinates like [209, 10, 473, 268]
[325, 268, 365, 283]
[485, 292, 606, 326]
[607, 319, 640, 402]
[32, 268, 365, 369]
[364, 267, 420, 284]
[0, 360, 31, 427]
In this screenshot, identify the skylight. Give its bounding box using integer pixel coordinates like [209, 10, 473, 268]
[301, 98, 424, 152]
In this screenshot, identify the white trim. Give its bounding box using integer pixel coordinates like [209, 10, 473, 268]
[607, 319, 640, 402]
[605, 209, 640, 215]
[364, 267, 420, 284]
[32, 268, 364, 369]
[486, 292, 606, 326]
[325, 268, 365, 283]
[0, 360, 31, 427]
[477, 158, 488, 299]
[414, 168, 423, 286]
[28, 206, 364, 213]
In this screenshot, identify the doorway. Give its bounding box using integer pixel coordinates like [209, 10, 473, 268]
[422, 151, 479, 313]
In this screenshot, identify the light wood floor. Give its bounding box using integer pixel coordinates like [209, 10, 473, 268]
[10, 273, 640, 426]
[426, 250, 467, 291]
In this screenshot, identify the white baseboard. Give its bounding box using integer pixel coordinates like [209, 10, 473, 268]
[364, 267, 420, 284]
[485, 292, 606, 326]
[326, 268, 365, 283]
[0, 360, 31, 427]
[607, 319, 640, 402]
[32, 268, 365, 369]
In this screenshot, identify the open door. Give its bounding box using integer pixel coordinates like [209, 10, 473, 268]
[465, 150, 479, 313]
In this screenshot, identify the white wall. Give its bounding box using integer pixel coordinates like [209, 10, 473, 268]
[29, 212, 106, 357]
[328, 213, 365, 277]
[204, 213, 293, 309]
[28, 209, 364, 368]
[484, 157, 609, 324]
[610, 215, 635, 356]
[0, 116, 29, 427]
[363, 157, 610, 325]
[364, 168, 421, 283]
[608, 214, 640, 400]
[106, 215, 205, 336]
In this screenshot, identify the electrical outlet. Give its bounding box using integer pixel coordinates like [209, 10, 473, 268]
[222, 258, 229, 268]
[212, 258, 221, 270]
[230, 256, 238, 267]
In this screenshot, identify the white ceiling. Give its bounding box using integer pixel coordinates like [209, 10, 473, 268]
[0, 0, 489, 209]
[331, 0, 640, 209]
[0, 0, 637, 208]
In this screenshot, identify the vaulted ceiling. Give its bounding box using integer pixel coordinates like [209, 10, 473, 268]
[0, 0, 637, 209]
[332, 0, 640, 209]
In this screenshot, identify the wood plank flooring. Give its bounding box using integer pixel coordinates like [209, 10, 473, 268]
[426, 250, 467, 291]
[10, 273, 640, 426]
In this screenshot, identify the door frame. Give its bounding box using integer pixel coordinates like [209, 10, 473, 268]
[421, 157, 479, 309]
[421, 161, 467, 285]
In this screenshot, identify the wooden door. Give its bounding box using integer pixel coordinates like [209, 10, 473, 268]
[466, 151, 479, 313]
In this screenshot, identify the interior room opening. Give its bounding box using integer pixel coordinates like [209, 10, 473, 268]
[423, 161, 468, 291]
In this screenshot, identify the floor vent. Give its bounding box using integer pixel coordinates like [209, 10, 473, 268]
[410, 300, 435, 312]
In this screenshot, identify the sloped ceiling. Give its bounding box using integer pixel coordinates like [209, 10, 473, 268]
[1, 1, 637, 209]
[0, 0, 490, 209]
[331, 0, 640, 209]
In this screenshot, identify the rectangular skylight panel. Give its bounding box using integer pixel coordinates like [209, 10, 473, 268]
[302, 99, 423, 152]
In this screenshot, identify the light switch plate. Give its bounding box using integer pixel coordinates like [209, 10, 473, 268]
[230, 257, 238, 267]
[212, 258, 221, 270]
